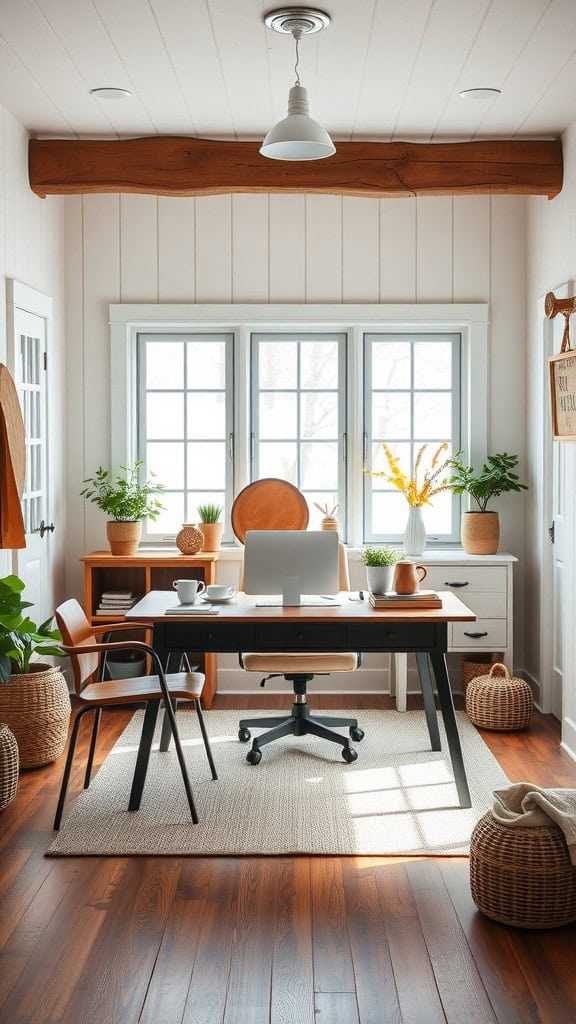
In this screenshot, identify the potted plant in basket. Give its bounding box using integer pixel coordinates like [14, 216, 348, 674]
[447, 451, 527, 554]
[197, 503, 224, 552]
[360, 546, 401, 594]
[80, 460, 165, 555]
[0, 574, 69, 769]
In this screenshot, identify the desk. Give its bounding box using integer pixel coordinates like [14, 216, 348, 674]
[126, 590, 476, 809]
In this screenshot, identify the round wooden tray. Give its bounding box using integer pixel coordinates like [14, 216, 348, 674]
[231, 478, 309, 543]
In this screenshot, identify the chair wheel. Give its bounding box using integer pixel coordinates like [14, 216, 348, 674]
[349, 726, 364, 742]
[238, 727, 251, 742]
[342, 746, 358, 763]
[246, 748, 262, 765]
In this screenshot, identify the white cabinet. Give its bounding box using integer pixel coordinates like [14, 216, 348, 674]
[394, 551, 516, 711]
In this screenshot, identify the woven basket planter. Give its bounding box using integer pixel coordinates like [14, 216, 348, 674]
[466, 662, 533, 731]
[176, 522, 203, 554]
[0, 723, 19, 810]
[106, 520, 141, 556]
[470, 811, 576, 928]
[0, 664, 71, 768]
[461, 654, 496, 693]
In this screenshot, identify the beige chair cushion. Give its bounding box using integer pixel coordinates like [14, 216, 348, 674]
[242, 651, 359, 673]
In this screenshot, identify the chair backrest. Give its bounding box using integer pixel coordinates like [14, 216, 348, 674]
[55, 598, 99, 694]
[239, 540, 351, 592]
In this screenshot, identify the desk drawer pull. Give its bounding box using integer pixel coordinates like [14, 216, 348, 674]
[463, 631, 488, 638]
[445, 581, 469, 587]
[297, 632, 305, 641]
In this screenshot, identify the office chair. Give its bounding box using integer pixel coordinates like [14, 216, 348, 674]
[237, 542, 364, 764]
[53, 598, 217, 829]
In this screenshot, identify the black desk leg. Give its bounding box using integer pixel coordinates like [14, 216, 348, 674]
[128, 699, 161, 811]
[429, 652, 472, 809]
[414, 653, 441, 751]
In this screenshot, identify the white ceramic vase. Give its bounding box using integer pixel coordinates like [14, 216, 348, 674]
[404, 505, 426, 557]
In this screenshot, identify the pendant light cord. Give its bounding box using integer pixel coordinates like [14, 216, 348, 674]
[292, 29, 302, 86]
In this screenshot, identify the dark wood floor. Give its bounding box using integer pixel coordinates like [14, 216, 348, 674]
[1, 692, 576, 1024]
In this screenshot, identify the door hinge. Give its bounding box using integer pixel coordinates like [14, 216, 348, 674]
[549, 521, 555, 544]
[43, 351, 47, 371]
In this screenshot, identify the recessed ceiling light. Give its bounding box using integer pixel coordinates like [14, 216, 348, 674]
[90, 87, 132, 100]
[459, 87, 501, 101]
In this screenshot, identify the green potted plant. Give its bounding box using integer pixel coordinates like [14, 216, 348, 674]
[80, 460, 165, 555]
[447, 452, 528, 554]
[0, 574, 69, 769]
[197, 502, 224, 552]
[360, 545, 401, 594]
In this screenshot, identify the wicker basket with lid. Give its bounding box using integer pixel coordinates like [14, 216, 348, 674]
[465, 662, 533, 731]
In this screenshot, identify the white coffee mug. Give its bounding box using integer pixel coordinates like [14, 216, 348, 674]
[206, 585, 236, 600]
[172, 578, 206, 603]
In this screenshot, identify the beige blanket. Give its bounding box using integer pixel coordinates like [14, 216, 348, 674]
[492, 783, 576, 865]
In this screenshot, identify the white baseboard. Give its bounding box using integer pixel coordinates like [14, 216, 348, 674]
[216, 666, 392, 694]
[561, 716, 576, 762]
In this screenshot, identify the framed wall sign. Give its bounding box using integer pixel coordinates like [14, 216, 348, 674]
[549, 349, 576, 440]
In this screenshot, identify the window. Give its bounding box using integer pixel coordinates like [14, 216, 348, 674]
[364, 332, 461, 544]
[110, 303, 487, 547]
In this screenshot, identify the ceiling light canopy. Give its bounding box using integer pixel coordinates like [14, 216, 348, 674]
[89, 87, 132, 100]
[459, 87, 501, 101]
[260, 7, 335, 162]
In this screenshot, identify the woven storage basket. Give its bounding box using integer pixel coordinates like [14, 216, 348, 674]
[0, 723, 19, 810]
[0, 664, 71, 768]
[470, 811, 576, 928]
[461, 654, 495, 693]
[466, 662, 533, 731]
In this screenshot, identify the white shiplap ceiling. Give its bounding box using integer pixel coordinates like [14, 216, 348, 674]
[1, 0, 575, 143]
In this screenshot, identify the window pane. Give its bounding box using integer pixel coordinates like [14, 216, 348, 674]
[259, 342, 297, 388]
[146, 342, 184, 389]
[259, 393, 297, 438]
[422, 490, 452, 534]
[154, 491, 185, 533]
[301, 342, 338, 387]
[186, 341, 225, 389]
[187, 442, 226, 488]
[414, 342, 452, 389]
[300, 393, 338, 439]
[372, 342, 410, 388]
[259, 442, 297, 481]
[413, 392, 452, 439]
[147, 393, 184, 438]
[146, 442, 184, 489]
[372, 491, 406, 534]
[301, 442, 337, 489]
[369, 441, 411, 490]
[304, 491, 339, 530]
[372, 393, 411, 438]
[187, 393, 226, 439]
[188, 493, 226, 522]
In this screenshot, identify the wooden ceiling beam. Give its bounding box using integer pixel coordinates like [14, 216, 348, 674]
[28, 136, 562, 200]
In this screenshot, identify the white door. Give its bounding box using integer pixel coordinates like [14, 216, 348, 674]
[7, 283, 53, 622]
[541, 282, 574, 719]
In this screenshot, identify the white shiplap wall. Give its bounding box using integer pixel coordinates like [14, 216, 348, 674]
[0, 105, 66, 599]
[65, 191, 528, 690]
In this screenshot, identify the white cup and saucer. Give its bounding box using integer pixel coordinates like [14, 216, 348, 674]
[172, 579, 206, 604]
[201, 585, 237, 604]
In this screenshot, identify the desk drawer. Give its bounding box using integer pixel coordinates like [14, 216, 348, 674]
[424, 565, 507, 594]
[450, 619, 507, 649]
[254, 623, 347, 652]
[162, 622, 255, 652]
[346, 622, 440, 652]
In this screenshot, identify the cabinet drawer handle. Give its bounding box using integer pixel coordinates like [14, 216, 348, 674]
[206, 632, 214, 641]
[297, 632, 305, 641]
[463, 631, 488, 638]
[445, 581, 469, 587]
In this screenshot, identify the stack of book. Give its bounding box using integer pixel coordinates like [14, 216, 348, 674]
[368, 590, 442, 610]
[95, 590, 136, 616]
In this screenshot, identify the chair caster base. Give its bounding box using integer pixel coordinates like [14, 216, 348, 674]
[246, 747, 262, 765]
[342, 746, 358, 763]
[238, 727, 251, 742]
[349, 726, 364, 742]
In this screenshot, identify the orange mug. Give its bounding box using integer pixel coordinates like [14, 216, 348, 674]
[393, 561, 427, 595]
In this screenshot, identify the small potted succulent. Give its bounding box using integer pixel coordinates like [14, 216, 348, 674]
[80, 460, 165, 555]
[360, 545, 401, 594]
[447, 452, 527, 554]
[197, 503, 224, 552]
[0, 574, 69, 769]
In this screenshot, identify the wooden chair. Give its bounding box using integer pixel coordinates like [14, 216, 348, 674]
[238, 543, 364, 764]
[53, 598, 217, 829]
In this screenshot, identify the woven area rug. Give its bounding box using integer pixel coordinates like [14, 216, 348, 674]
[47, 709, 508, 857]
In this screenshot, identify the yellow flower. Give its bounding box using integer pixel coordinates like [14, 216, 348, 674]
[365, 442, 451, 507]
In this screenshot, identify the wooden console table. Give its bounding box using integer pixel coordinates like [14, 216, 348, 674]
[81, 550, 220, 705]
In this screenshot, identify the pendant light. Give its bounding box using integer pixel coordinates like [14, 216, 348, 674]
[260, 8, 335, 162]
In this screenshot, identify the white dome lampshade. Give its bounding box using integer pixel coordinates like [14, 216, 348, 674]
[260, 84, 335, 161]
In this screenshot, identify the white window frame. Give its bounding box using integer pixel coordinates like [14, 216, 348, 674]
[110, 303, 488, 547]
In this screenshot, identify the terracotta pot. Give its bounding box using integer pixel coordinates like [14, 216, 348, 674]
[0, 664, 71, 768]
[106, 520, 142, 556]
[198, 522, 224, 551]
[461, 511, 499, 555]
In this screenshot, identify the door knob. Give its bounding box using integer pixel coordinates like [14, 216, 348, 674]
[37, 520, 55, 538]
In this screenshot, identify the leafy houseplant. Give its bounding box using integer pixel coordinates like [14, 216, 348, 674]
[0, 574, 70, 768]
[80, 460, 165, 555]
[197, 503, 224, 552]
[360, 546, 400, 594]
[447, 452, 528, 554]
